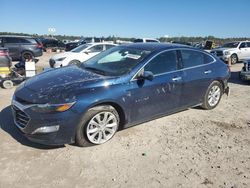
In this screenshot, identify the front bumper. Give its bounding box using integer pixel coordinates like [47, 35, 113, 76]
[240, 71, 250, 81]
[11, 100, 81, 145]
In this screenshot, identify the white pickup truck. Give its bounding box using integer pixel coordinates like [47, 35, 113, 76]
[210, 41, 250, 64]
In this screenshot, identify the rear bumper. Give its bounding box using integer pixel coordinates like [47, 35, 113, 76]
[240, 71, 250, 81]
[33, 49, 43, 57]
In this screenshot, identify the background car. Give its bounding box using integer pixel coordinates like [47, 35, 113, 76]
[133, 38, 160, 43]
[12, 43, 230, 146]
[239, 59, 250, 82]
[0, 35, 43, 61]
[211, 41, 250, 64]
[49, 42, 116, 68]
[0, 48, 12, 68]
[65, 37, 102, 51]
[39, 38, 65, 52]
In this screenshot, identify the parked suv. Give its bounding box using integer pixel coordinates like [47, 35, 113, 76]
[0, 35, 43, 61]
[211, 41, 250, 64]
[40, 38, 65, 51]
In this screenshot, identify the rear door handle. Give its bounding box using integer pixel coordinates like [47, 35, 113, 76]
[172, 76, 182, 81]
[204, 70, 212, 74]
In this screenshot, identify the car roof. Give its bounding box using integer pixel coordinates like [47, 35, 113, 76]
[88, 42, 117, 45]
[0, 35, 35, 39]
[120, 42, 192, 52]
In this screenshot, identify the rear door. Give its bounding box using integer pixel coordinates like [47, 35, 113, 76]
[179, 49, 215, 107]
[3, 37, 21, 59]
[128, 50, 183, 123]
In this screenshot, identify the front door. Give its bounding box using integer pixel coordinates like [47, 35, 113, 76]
[127, 50, 183, 124]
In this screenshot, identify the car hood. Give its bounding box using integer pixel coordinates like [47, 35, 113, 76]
[51, 52, 76, 60]
[14, 66, 110, 104]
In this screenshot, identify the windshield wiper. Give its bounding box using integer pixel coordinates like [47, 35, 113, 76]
[84, 66, 107, 75]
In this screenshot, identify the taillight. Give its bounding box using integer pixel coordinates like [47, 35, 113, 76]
[0, 50, 8, 56]
[36, 43, 43, 48]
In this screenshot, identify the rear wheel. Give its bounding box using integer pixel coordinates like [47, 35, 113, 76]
[2, 80, 14, 89]
[76, 105, 120, 147]
[21, 51, 34, 61]
[201, 81, 223, 110]
[230, 54, 238, 65]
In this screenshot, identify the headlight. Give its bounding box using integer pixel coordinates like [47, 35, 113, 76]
[31, 102, 76, 113]
[56, 57, 66, 61]
[224, 51, 230, 55]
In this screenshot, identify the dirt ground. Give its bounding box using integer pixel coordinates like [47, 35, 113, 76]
[0, 53, 250, 188]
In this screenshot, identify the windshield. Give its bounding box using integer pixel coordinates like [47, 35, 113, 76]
[71, 44, 90, 52]
[222, 42, 239, 48]
[81, 46, 151, 76]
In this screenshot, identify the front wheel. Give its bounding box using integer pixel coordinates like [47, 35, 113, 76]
[201, 81, 223, 110]
[230, 54, 238, 65]
[76, 105, 120, 147]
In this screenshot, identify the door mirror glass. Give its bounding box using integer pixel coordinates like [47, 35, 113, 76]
[138, 71, 154, 81]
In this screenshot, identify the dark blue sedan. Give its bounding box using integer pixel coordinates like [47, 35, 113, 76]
[12, 43, 230, 146]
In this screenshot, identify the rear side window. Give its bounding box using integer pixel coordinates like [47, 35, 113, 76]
[181, 50, 205, 68]
[0, 38, 2, 45]
[204, 53, 214, 64]
[144, 50, 178, 75]
[105, 44, 115, 50]
[247, 42, 250, 47]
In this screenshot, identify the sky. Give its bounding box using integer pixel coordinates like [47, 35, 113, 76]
[1, 0, 250, 38]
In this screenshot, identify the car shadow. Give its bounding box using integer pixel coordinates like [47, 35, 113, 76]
[228, 71, 249, 85]
[0, 105, 64, 150]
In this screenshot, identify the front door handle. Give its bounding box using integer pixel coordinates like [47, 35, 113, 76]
[172, 76, 182, 81]
[204, 70, 212, 74]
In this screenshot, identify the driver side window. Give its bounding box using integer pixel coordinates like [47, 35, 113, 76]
[89, 45, 104, 53]
[144, 50, 178, 75]
[239, 42, 246, 48]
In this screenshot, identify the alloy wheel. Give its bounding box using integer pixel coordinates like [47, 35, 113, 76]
[208, 85, 221, 107]
[86, 111, 118, 144]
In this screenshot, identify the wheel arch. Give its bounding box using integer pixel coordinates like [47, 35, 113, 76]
[91, 101, 127, 131]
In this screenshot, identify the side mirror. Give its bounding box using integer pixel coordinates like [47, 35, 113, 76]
[84, 49, 91, 54]
[138, 71, 154, 81]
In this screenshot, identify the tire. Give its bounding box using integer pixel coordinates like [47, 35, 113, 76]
[69, 60, 81, 66]
[76, 105, 120, 147]
[2, 80, 14, 89]
[201, 81, 223, 110]
[21, 51, 34, 61]
[230, 54, 238, 65]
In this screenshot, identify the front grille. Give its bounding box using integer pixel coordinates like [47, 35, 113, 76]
[244, 62, 250, 71]
[12, 105, 30, 128]
[213, 50, 223, 56]
[49, 59, 55, 68]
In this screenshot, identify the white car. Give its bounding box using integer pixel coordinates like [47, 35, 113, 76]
[49, 42, 116, 68]
[133, 38, 160, 43]
[211, 41, 250, 64]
